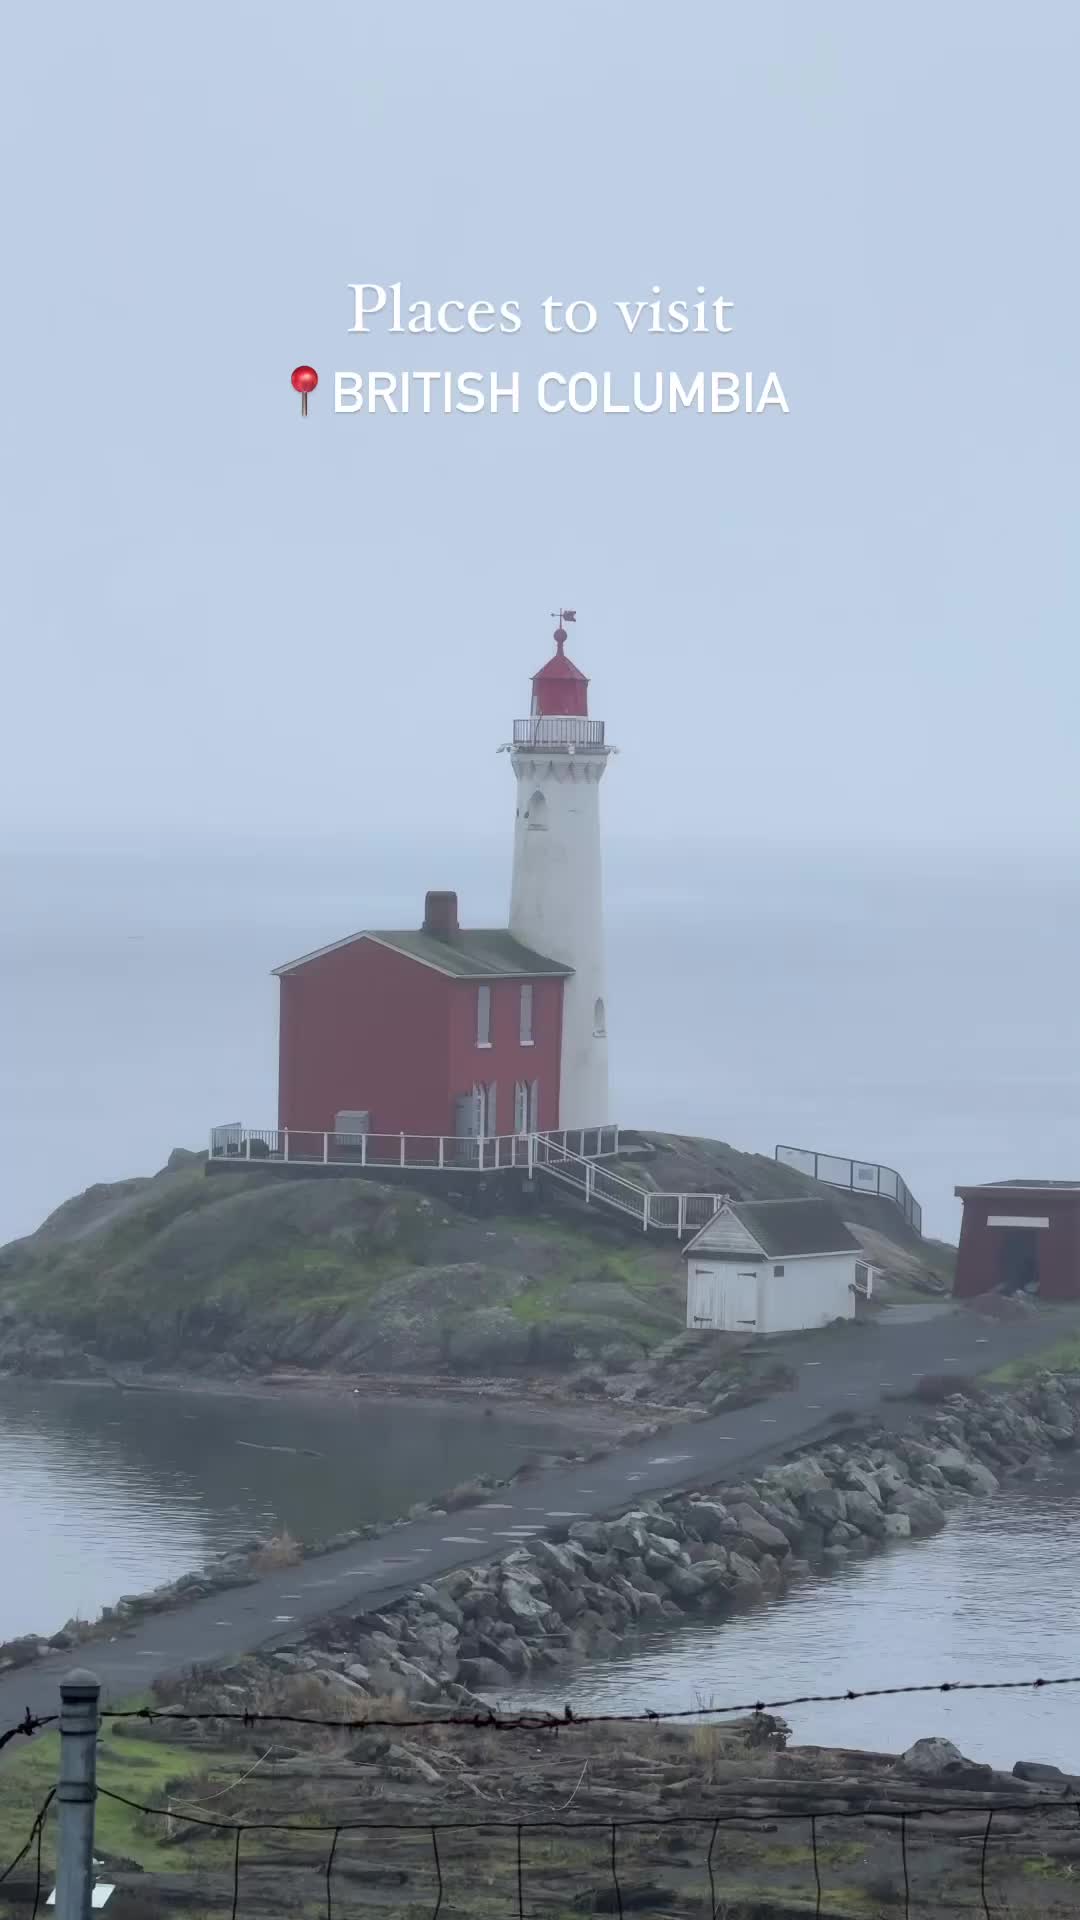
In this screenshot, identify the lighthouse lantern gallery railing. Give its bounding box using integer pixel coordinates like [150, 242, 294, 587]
[511, 717, 606, 748]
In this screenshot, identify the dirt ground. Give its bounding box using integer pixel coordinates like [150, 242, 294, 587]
[5, 1676, 1080, 1919]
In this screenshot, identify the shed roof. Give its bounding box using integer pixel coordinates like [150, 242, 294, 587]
[274, 928, 572, 982]
[684, 1197, 859, 1260]
[958, 1179, 1080, 1192]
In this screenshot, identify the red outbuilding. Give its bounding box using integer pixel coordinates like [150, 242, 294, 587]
[275, 889, 570, 1141]
[953, 1180, 1080, 1301]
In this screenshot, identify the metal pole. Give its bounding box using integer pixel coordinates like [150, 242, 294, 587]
[54, 1668, 100, 1920]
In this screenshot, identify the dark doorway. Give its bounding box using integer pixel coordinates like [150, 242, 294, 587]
[999, 1228, 1040, 1296]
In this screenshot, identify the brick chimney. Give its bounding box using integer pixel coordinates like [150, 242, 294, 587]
[423, 891, 459, 940]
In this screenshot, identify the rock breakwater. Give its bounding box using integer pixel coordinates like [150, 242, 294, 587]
[246, 1370, 1079, 1711]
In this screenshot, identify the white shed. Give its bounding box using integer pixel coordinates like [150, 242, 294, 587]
[683, 1198, 869, 1335]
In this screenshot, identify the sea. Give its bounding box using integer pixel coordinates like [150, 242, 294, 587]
[2, 830, 1077, 1248]
[1, 830, 1078, 1767]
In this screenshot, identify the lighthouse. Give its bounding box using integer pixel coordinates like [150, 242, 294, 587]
[507, 614, 612, 1129]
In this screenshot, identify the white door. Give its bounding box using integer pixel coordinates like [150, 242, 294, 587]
[688, 1266, 721, 1328]
[725, 1270, 759, 1331]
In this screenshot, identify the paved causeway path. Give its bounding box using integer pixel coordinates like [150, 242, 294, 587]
[4, 1302, 1079, 1735]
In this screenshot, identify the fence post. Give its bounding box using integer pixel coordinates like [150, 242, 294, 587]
[322, 1131, 329, 1165]
[54, 1668, 100, 1920]
[585, 1162, 594, 1205]
[643, 1194, 651, 1233]
[677, 1194, 686, 1237]
[283, 1131, 290, 1163]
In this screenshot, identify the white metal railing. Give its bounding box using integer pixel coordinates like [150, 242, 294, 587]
[534, 1134, 723, 1236]
[208, 1124, 621, 1174]
[207, 1123, 719, 1235]
[511, 717, 606, 749]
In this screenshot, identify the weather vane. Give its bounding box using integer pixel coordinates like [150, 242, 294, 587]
[550, 608, 577, 631]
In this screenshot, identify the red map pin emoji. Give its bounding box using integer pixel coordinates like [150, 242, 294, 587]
[291, 365, 318, 417]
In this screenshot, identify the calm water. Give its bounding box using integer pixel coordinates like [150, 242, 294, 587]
[0, 1379, 581, 1643]
[513, 1462, 1080, 1771]
[2, 834, 1079, 1246]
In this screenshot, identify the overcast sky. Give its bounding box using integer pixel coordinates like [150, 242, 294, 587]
[2, 0, 1077, 851]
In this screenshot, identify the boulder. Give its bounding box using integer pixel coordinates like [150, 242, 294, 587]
[458, 1657, 510, 1691]
[416, 1583, 464, 1628]
[730, 1505, 791, 1555]
[843, 1490, 887, 1537]
[501, 1580, 553, 1635]
[882, 1511, 912, 1538]
[602, 1516, 652, 1556]
[836, 1463, 883, 1503]
[643, 1533, 683, 1563]
[931, 1448, 999, 1494]
[897, 1737, 992, 1787]
[568, 1520, 609, 1552]
[685, 1501, 737, 1544]
[801, 1488, 847, 1526]
[727, 1552, 763, 1594]
[667, 1567, 706, 1603]
[460, 1585, 499, 1622]
[885, 1486, 946, 1535]
[531, 1539, 587, 1583]
[647, 1515, 684, 1541]
[768, 1459, 830, 1499]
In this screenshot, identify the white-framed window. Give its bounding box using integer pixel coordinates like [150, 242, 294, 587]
[472, 1082, 498, 1136]
[526, 790, 547, 831]
[476, 984, 492, 1047]
[519, 983, 534, 1045]
[530, 1079, 540, 1130]
[593, 996, 606, 1037]
[514, 1080, 529, 1134]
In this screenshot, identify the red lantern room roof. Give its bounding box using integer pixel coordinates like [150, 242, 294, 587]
[531, 617, 589, 718]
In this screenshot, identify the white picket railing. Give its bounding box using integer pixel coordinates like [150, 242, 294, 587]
[208, 1124, 621, 1173]
[534, 1133, 724, 1236]
[208, 1122, 719, 1235]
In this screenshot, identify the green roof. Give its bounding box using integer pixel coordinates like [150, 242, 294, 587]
[372, 929, 572, 979]
[275, 929, 572, 981]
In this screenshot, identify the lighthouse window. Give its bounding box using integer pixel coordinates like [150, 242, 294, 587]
[527, 790, 547, 831]
[593, 997, 606, 1037]
[519, 983, 534, 1044]
[476, 984, 492, 1047]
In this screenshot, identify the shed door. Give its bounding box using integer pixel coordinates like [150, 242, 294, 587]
[688, 1266, 720, 1329]
[726, 1270, 759, 1331]
[454, 1093, 481, 1138]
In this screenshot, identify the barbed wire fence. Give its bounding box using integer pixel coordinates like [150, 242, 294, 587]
[4, 1670, 1080, 1918]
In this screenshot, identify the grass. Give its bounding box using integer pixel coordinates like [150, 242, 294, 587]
[988, 1336, 1080, 1385]
[0, 1696, 230, 1876]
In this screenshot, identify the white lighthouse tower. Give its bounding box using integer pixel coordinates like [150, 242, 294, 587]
[507, 614, 613, 1129]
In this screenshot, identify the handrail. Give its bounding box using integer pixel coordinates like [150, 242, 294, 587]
[534, 1133, 722, 1236]
[207, 1123, 717, 1236]
[775, 1143, 922, 1236]
[208, 1125, 622, 1173]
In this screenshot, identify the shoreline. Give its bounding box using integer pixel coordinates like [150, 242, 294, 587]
[7, 1367, 1077, 1913]
[0, 1362, 680, 1432]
